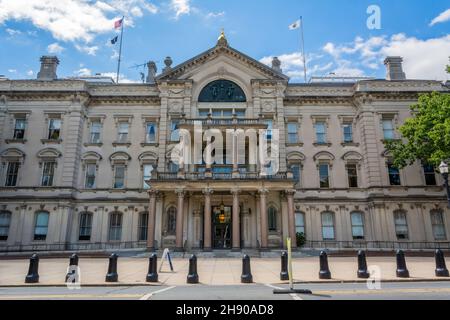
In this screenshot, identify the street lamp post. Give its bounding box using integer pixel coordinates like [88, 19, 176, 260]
[439, 161, 450, 208]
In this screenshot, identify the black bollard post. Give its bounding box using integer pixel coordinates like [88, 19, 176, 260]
[65, 253, 79, 283]
[105, 253, 119, 282]
[187, 254, 199, 284]
[25, 253, 39, 283]
[280, 251, 289, 281]
[357, 250, 370, 279]
[241, 255, 253, 283]
[319, 251, 331, 279]
[435, 249, 449, 277]
[396, 250, 410, 278]
[146, 254, 159, 282]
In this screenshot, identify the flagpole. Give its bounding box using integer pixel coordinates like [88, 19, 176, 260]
[300, 16, 307, 83]
[116, 16, 125, 84]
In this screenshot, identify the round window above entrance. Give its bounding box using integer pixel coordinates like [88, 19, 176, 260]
[198, 79, 246, 103]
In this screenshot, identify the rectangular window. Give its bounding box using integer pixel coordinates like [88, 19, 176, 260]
[382, 119, 395, 140]
[85, 164, 96, 189]
[295, 212, 305, 236]
[113, 166, 125, 189]
[170, 120, 180, 142]
[315, 122, 327, 144]
[89, 121, 102, 143]
[431, 211, 447, 240]
[319, 164, 330, 188]
[48, 118, 61, 140]
[264, 120, 273, 141]
[223, 109, 233, 117]
[13, 118, 26, 139]
[117, 122, 129, 143]
[146, 122, 157, 143]
[423, 164, 437, 186]
[41, 162, 55, 187]
[143, 164, 153, 189]
[347, 164, 358, 188]
[0, 211, 11, 241]
[109, 213, 122, 241]
[138, 213, 148, 241]
[351, 212, 365, 240]
[394, 211, 409, 240]
[78, 213, 92, 241]
[287, 122, 299, 144]
[198, 109, 209, 118]
[291, 164, 301, 185]
[235, 110, 246, 118]
[321, 212, 335, 240]
[5, 162, 19, 187]
[388, 163, 401, 186]
[343, 124, 353, 143]
[34, 211, 49, 241]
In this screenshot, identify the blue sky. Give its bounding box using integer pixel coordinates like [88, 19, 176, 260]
[0, 0, 449, 83]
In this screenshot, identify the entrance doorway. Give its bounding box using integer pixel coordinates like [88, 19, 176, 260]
[212, 206, 232, 249]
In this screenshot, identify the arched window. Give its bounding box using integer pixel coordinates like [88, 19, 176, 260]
[350, 212, 365, 240]
[166, 207, 177, 235]
[321, 212, 335, 240]
[34, 211, 49, 241]
[138, 212, 149, 241]
[394, 210, 408, 240]
[295, 212, 305, 236]
[109, 212, 123, 241]
[198, 80, 246, 102]
[268, 207, 277, 231]
[0, 211, 12, 241]
[430, 210, 446, 240]
[79, 212, 93, 241]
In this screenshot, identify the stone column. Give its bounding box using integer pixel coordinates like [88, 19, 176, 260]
[231, 188, 241, 250]
[175, 188, 185, 250]
[259, 189, 269, 249]
[286, 189, 297, 248]
[202, 188, 213, 251]
[147, 189, 157, 250]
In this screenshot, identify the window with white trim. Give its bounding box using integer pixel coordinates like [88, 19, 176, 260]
[34, 211, 49, 241]
[0, 211, 11, 241]
[109, 212, 122, 241]
[48, 118, 61, 140]
[295, 211, 305, 236]
[351, 212, 365, 240]
[431, 210, 446, 240]
[89, 121, 102, 144]
[321, 212, 335, 240]
[79, 212, 92, 241]
[41, 161, 56, 187]
[394, 211, 409, 240]
[138, 212, 148, 241]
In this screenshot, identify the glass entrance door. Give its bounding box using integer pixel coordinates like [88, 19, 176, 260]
[212, 206, 232, 249]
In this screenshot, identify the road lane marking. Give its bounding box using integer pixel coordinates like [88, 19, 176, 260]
[139, 286, 176, 300]
[264, 283, 283, 290]
[265, 284, 303, 300]
[313, 287, 450, 296]
[290, 294, 302, 300]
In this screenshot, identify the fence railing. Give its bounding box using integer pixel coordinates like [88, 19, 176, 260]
[302, 241, 450, 250]
[179, 118, 267, 127]
[154, 171, 290, 181]
[0, 241, 148, 253]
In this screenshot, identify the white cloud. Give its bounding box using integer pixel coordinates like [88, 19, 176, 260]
[75, 44, 99, 56]
[99, 72, 139, 83]
[170, 0, 191, 19]
[205, 11, 225, 19]
[8, 69, 17, 73]
[26, 70, 34, 76]
[6, 28, 21, 36]
[75, 68, 92, 77]
[430, 8, 450, 26]
[0, 0, 159, 43]
[47, 42, 65, 54]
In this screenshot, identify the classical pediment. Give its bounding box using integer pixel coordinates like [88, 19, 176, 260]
[156, 39, 288, 82]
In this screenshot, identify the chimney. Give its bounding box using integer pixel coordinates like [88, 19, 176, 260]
[384, 56, 406, 81]
[37, 56, 59, 80]
[146, 61, 157, 84]
[271, 57, 282, 73]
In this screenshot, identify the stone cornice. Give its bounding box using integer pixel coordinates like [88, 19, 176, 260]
[88, 96, 161, 106]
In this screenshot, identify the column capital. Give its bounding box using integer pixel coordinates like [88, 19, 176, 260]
[175, 188, 186, 198]
[148, 189, 159, 197]
[258, 188, 269, 196]
[284, 189, 296, 196]
[230, 188, 240, 195]
[202, 188, 214, 196]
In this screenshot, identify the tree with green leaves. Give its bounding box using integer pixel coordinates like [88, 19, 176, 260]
[384, 64, 450, 169]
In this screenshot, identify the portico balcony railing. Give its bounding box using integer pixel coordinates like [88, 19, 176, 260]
[179, 118, 268, 128]
[153, 171, 291, 181]
[302, 240, 450, 251]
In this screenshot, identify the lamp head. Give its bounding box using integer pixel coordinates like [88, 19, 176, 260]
[439, 161, 449, 174]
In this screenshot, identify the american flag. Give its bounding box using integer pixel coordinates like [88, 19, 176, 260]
[114, 18, 123, 29]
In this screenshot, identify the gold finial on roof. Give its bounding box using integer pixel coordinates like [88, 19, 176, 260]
[217, 28, 228, 47]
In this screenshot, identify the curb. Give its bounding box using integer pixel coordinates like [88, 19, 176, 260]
[1, 278, 450, 288]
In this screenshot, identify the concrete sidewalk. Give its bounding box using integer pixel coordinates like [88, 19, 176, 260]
[0, 256, 448, 286]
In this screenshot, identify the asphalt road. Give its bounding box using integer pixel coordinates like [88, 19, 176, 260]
[0, 282, 449, 300]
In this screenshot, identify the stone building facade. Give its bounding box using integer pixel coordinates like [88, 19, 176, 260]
[0, 33, 449, 252]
